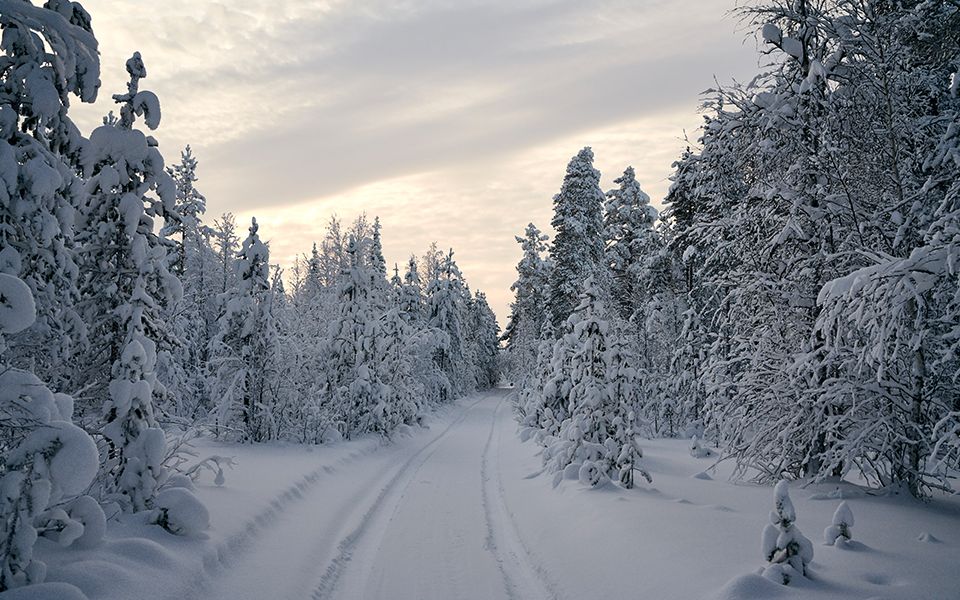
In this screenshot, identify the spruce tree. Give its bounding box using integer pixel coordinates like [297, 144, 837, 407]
[546, 147, 606, 330]
[603, 166, 658, 321]
[209, 218, 278, 441]
[77, 52, 180, 509]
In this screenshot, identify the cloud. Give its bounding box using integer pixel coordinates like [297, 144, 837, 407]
[69, 0, 761, 322]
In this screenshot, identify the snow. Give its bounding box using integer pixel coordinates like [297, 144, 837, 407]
[152, 488, 209, 536]
[66, 496, 107, 549]
[44, 422, 100, 497]
[824, 501, 854, 545]
[0, 581, 89, 600]
[0, 273, 37, 334]
[761, 23, 782, 45]
[7, 421, 98, 499]
[24, 390, 960, 600]
[132, 91, 161, 130]
[780, 36, 804, 60]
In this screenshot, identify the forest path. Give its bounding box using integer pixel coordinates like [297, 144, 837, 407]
[191, 388, 554, 600]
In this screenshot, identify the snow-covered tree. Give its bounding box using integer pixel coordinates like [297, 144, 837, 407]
[642, 0, 960, 498]
[76, 52, 181, 511]
[761, 481, 813, 585]
[0, 272, 103, 591]
[0, 1, 100, 390]
[823, 501, 854, 546]
[426, 249, 469, 399]
[603, 166, 658, 321]
[157, 147, 218, 419]
[325, 236, 389, 438]
[503, 223, 550, 381]
[162, 146, 205, 277]
[209, 217, 278, 441]
[399, 255, 424, 325]
[543, 279, 649, 489]
[546, 147, 606, 329]
[465, 291, 500, 390]
[211, 212, 239, 298]
[604, 327, 650, 489]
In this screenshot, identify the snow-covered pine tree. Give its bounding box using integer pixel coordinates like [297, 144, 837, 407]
[823, 501, 854, 546]
[211, 212, 239, 298]
[376, 304, 421, 430]
[603, 166, 658, 322]
[399, 255, 424, 325]
[761, 480, 813, 585]
[397, 255, 451, 408]
[158, 147, 218, 419]
[369, 216, 387, 279]
[325, 236, 389, 438]
[0, 1, 100, 390]
[543, 279, 648, 489]
[605, 326, 651, 489]
[209, 217, 278, 441]
[546, 147, 606, 330]
[503, 223, 550, 382]
[426, 249, 470, 400]
[602, 169, 678, 437]
[517, 317, 556, 438]
[76, 52, 182, 510]
[162, 146, 205, 277]
[466, 291, 500, 390]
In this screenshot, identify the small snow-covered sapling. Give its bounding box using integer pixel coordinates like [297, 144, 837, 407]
[761, 480, 814, 585]
[824, 501, 854, 546]
[689, 435, 712, 458]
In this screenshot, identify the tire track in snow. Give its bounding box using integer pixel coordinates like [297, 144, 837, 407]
[480, 392, 562, 600]
[170, 441, 385, 600]
[308, 392, 491, 600]
[170, 395, 485, 600]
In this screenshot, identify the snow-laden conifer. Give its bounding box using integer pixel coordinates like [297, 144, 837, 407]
[761, 481, 813, 584]
[546, 147, 606, 329]
[209, 218, 278, 441]
[823, 501, 854, 546]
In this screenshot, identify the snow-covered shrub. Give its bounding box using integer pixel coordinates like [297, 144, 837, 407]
[689, 435, 713, 458]
[823, 501, 854, 546]
[0, 276, 104, 591]
[151, 488, 209, 536]
[761, 481, 813, 584]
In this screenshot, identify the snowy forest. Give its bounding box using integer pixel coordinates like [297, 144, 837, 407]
[0, 0, 499, 594]
[506, 0, 960, 500]
[2, 0, 959, 599]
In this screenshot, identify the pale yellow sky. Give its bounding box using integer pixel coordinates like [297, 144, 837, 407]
[71, 0, 760, 324]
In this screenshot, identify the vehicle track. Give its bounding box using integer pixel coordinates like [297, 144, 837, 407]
[178, 394, 488, 600]
[307, 392, 491, 599]
[480, 393, 562, 600]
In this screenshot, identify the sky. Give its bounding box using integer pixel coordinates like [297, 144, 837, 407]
[71, 0, 761, 325]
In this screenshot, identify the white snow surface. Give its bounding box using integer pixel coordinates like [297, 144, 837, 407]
[25, 389, 960, 600]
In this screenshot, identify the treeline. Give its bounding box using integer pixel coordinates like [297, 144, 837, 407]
[506, 0, 960, 498]
[178, 209, 500, 443]
[0, 1, 497, 591]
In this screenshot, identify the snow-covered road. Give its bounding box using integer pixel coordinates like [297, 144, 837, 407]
[185, 389, 551, 600]
[37, 389, 960, 600]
